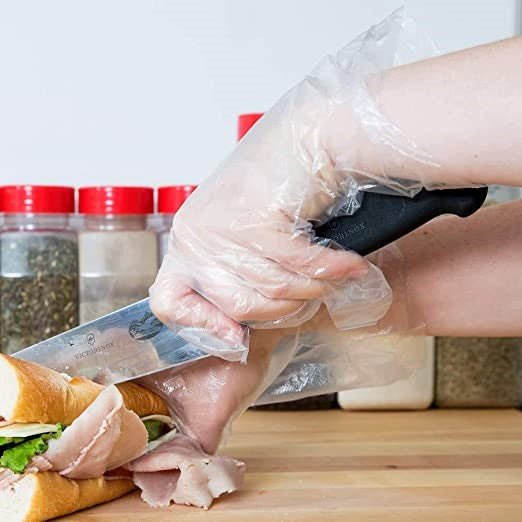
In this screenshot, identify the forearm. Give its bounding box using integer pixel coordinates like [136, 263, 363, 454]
[330, 37, 522, 188]
[383, 200, 522, 336]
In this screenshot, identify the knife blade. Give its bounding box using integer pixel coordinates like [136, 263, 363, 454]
[14, 186, 488, 385]
[14, 298, 211, 384]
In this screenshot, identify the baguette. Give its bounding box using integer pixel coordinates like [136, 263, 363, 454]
[0, 354, 167, 424]
[116, 381, 168, 418]
[0, 472, 136, 522]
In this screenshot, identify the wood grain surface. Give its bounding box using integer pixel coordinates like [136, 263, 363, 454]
[63, 409, 522, 521]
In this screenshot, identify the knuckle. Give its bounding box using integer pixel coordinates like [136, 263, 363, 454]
[260, 284, 290, 299]
[227, 308, 252, 323]
[149, 291, 179, 326]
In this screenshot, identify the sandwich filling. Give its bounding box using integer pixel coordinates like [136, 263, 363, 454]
[0, 384, 245, 509]
[0, 424, 64, 473]
[0, 416, 172, 475]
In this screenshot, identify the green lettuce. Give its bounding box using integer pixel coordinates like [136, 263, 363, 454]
[0, 424, 64, 474]
[143, 420, 169, 442]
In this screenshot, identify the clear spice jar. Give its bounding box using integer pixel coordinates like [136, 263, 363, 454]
[78, 186, 158, 323]
[435, 185, 522, 407]
[237, 113, 339, 411]
[0, 185, 78, 354]
[338, 336, 435, 410]
[157, 185, 197, 263]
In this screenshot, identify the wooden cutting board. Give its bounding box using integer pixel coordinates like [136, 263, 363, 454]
[65, 409, 522, 521]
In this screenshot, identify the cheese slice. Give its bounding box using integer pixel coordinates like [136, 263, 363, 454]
[0, 423, 59, 438]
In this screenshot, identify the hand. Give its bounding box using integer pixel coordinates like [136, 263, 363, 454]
[148, 10, 454, 349]
[143, 250, 421, 453]
[150, 110, 377, 338]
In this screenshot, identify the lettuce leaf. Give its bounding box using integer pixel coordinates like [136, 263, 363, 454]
[143, 419, 169, 442]
[0, 424, 64, 474]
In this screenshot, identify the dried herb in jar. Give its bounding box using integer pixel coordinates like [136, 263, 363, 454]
[0, 234, 79, 355]
[435, 337, 522, 407]
[435, 188, 522, 407]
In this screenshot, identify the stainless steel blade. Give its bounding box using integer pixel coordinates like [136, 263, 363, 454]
[13, 298, 209, 384]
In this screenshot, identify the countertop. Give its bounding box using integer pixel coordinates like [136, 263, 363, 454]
[66, 409, 522, 521]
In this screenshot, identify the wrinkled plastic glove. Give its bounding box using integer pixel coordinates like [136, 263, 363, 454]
[144, 9, 441, 452]
[141, 243, 426, 453]
[149, 9, 441, 359]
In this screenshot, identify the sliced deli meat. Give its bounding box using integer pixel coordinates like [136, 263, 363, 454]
[133, 470, 181, 508]
[44, 385, 148, 479]
[126, 433, 245, 509]
[0, 456, 52, 490]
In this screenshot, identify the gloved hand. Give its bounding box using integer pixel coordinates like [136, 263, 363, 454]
[149, 9, 442, 354]
[141, 245, 425, 453]
[144, 9, 444, 452]
[150, 112, 385, 350]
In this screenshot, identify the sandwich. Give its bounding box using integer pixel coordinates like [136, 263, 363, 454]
[0, 354, 245, 521]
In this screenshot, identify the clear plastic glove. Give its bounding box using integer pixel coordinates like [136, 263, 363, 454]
[144, 9, 447, 452]
[149, 9, 443, 354]
[140, 245, 427, 453]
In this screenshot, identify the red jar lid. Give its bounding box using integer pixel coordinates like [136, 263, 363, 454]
[158, 185, 197, 214]
[79, 186, 153, 215]
[237, 113, 263, 141]
[1, 185, 75, 214]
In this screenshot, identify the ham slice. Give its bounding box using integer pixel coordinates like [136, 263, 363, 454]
[133, 470, 181, 507]
[126, 434, 245, 509]
[44, 385, 148, 479]
[0, 456, 52, 490]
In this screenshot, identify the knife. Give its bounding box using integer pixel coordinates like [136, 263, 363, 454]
[14, 186, 488, 384]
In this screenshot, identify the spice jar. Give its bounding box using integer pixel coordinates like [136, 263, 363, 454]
[237, 113, 263, 141]
[237, 112, 338, 411]
[157, 185, 197, 263]
[78, 186, 157, 323]
[0, 185, 78, 354]
[435, 185, 522, 407]
[338, 336, 435, 410]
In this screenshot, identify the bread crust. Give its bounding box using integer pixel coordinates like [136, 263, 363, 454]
[0, 355, 167, 424]
[116, 382, 168, 417]
[0, 472, 135, 521]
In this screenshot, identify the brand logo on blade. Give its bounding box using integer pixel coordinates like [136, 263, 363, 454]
[128, 312, 164, 341]
[74, 341, 114, 360]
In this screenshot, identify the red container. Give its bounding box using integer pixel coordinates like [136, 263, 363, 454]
[237, 113, 263, 141]
[1, 185, 74, 214]
[158, 185, 197, 214]
[79, 186, 153, 215]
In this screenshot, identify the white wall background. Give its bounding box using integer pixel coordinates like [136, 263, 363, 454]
[0, 0, 519, 187]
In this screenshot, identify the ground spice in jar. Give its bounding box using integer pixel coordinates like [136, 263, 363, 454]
[435, 187, 522, 407]
[0, 186, 79, 354]
[78, 186, 158, 323]
[436, 337, 522, 407]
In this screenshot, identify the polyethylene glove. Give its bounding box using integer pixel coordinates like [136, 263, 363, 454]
[140, 246, 425, 452]
[137, 326, 290, 453]
[150, 10, 442, 355]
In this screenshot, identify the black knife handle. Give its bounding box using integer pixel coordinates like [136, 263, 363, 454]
[314, 187, 488, 256]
